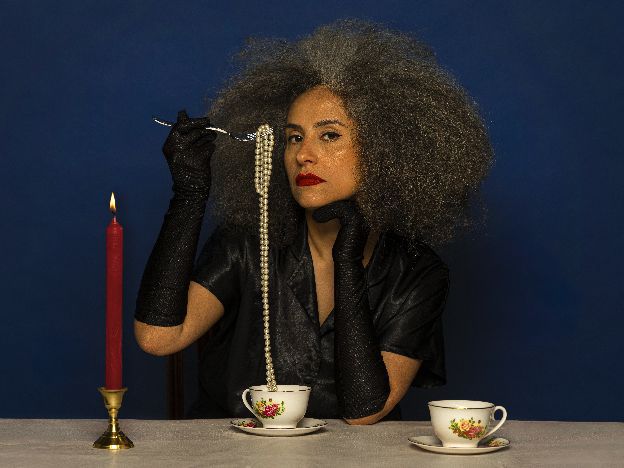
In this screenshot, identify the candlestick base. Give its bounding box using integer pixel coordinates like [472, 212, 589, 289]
[93, 387, 134, 449]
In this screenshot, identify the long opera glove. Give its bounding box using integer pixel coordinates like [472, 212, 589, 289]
[135, 111, 217, 326]
[313, 200, 390, 418]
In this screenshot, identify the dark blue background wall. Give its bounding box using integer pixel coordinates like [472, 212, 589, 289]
[2, 0, 622, 421]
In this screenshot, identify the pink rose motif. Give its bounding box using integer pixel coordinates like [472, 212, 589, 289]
[254, 398, 285, 418]
[466, 426, 483, 439]
[263, 404, 279, 418]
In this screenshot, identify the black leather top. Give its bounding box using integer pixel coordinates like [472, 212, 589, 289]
[189, 217, 448, 419]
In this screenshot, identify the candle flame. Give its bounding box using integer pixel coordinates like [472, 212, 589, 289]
[110, 192, 116, 214]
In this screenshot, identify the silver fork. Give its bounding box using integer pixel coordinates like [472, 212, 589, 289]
[152, 116, 257, 142]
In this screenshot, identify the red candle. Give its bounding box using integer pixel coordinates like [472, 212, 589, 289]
[106, 192, 123, 389]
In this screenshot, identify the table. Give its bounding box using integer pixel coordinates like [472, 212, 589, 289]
[1, 419, 622, 467]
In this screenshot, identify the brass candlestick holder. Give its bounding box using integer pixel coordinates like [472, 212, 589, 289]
[93, 387, 134, 449]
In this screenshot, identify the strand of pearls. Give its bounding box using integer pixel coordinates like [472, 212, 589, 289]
[254, 124, 277, 392]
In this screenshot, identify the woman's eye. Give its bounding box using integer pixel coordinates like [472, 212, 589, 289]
[321, 131, 340, 141]
[287, 134, 303, 144]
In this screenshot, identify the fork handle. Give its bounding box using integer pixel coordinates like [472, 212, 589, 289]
[152, 116, 229, 135]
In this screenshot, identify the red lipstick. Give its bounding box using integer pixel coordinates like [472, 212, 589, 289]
[296, 173, 326, 186]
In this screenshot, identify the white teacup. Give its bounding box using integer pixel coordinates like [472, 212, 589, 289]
[428, 400, 507, 447]
[241, 385, 311, 428]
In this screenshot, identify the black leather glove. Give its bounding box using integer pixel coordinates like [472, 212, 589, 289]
[135, 110, 217, 326]
[313, 200, 390, 419]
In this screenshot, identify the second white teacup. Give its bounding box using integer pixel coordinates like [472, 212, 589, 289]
[241, 385, 311, 428]
[428, 400, 507, 447]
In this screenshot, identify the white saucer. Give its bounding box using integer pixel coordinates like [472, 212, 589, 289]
[408, 435, 510, 454]
[230, 418, 327, 437]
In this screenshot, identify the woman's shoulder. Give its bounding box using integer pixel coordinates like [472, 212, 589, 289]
[197, 223, 260, 268]
[370, 232, 449, 315]
[209, 223, 259, 246]
[382, 231, 449, 280]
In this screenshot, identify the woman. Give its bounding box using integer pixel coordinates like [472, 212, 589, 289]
[134, 20, 492, 424]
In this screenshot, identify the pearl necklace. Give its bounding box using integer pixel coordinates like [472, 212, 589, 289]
[254, 124, 277, 391]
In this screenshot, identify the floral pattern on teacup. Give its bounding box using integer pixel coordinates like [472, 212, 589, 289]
[449, 417, 487, 439]
[254, 398, 286, 419]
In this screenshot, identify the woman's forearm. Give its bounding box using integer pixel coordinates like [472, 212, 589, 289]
[134, 196, 207, 327]
[333, 259, 391, 419]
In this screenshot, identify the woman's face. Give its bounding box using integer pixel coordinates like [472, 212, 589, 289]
[284, 86, 359, 210]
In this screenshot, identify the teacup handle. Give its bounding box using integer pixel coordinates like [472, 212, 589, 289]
[241, 389, 255, 417]
[483, 406, 507, 438]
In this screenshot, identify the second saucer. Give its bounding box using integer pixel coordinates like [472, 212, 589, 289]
[408, 435, 510, 454]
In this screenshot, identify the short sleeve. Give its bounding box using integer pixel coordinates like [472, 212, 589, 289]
[377, 263, 449, 388]
[191, 225, 246, 310]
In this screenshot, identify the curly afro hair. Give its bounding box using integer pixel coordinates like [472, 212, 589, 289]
[207, 19, 493, 248]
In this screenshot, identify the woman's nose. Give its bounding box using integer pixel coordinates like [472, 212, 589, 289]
[295, 138, 317, 166]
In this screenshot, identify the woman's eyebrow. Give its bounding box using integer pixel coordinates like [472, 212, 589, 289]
[314, 119, 346, 128]
[285, 123, 304, 132]
[284, 119, 347, 131]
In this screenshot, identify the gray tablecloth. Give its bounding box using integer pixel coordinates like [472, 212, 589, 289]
[1, 419, 622, 467]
